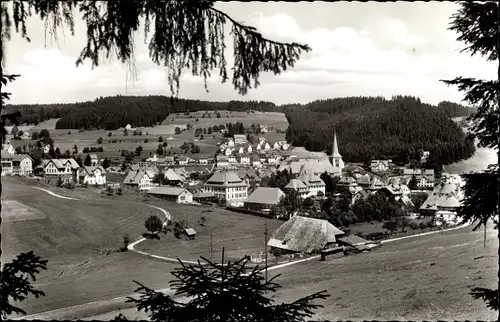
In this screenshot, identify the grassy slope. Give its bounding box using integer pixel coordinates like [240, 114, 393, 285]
[8, 111, 287, 158]
[1, 177, 177, 315]
[269, 225, 498, 321]
[136, 199, 284, 262]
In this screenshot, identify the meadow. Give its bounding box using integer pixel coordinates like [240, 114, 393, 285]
[7, 110, 288, 159]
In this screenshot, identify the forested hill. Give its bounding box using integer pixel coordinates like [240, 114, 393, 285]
[283, 95, 475, 165]
[3, 96, 280, 130]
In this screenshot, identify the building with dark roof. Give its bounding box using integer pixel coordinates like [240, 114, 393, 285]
[244, 187, 285, 211]
[148, 187, 193, 203]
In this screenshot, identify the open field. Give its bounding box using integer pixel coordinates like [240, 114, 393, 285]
[136, 198, 284, 262]
[1, 177, 179, 315]
[269, 224, 498, 320]
[7, 112, 288, 158]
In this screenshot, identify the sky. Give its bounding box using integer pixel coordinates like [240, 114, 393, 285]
[2, 1, 497, 106]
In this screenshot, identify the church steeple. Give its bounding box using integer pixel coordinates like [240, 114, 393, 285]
[332, 131, 341, 158]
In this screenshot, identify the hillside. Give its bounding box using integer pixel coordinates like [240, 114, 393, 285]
[283, 95, 475, 165]
[3, 96, 281, 130]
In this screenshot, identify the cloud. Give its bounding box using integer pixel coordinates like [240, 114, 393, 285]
[3, 4, 496, 106]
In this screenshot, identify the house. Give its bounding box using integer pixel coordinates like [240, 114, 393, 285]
[284, 179, 310, 198]
[89, 154, 99, 165]
[421, 151, 430, 163]
[273, 142, 280, 150]
[244, 187, 285, 211]
[43, 144, 51, 154]
[198, 157, 209, 165]
[403, 168, 422, 178]
[266, 154, 278, 165]
[228, 154, 237, 164]
[147, 187, 193, 204]
[264, 142, 271, 151]
[239, 154, 251, 165]
[11, 154, 33, 176]
[260, 125, 268, 133]
[233, 134, 247, 145]
[21, 132, 30, 140]
[256, 143, 262, 151]
[43, 158, 80, 184]
[236, 168, 259, 186]
[1, 150, 14, 175]
[417, 176, 435, 189]
[295, 167, 326, 197]
[202, 171, 248, 205]
[226, 139, 235, 148]
[367, 176, 386, 192]
[78, 166, 107, 185]
[217, 155, 229, 168]
[238, 147, 245, 154]
[370, 160, 391, 172]
[267, 216, 344, 254]
[247, 145, 253, 153]
[183, 228, 197, 240]
[281, 142, 290, 150]
[123, 170, 153, 190]
[178, 156, 190, 165]
[278, 158, 337, 177]
[252, 156, 262, 168]
[423, 169, 435, 182]
[161, 168, 185, 186]
[146, 154, 160, 163]
[420, 182, 463, 216]
[3, 141, 15, 154]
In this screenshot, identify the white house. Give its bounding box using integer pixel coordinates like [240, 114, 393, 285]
[247, 145, 253, 153]
[147, 154, 160, 163]
[421, 151, 430, 163]
[123, 170, 153, 190]
[273, 142, 280, 150]
[43, 144, 51, 154]
[264, 142, 271, 151]
[198, 157, 209, 165]
[79, 166, 107, 185]
[238, 146, 244, 154]
[1, 151, 14, 175]
[267, 154, 278, 165]
[296, 168, 326, 198]
[239, 154, 251, 165]
[12, 154, 33, 176]
[228, 155, 237, 164]
[417, 176, 434, 189]
[256, 144, 262, 151]
[252, 156, 262, 168]
[233, 134, 247, 145]
[217, 155, 229, 168]
[226, 139, 235, 148]
[202, 171, 248, 206]
[281, 143, 290, 150]
[370, 160, 391, 172]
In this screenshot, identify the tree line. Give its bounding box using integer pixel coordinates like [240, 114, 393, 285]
[3, 96, 280, 130]
[283, 95, 476, 165]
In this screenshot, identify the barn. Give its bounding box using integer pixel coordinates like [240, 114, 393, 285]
[147, 187, 193, 204]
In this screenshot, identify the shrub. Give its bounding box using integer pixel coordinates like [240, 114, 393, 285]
[145, 215, 163, 234]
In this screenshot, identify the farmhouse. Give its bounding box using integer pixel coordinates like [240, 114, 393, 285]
[202, 170, 248, 205]
[161, 168, 185, 186]
[78, 166, 107, 185]
[267, 216, 344, 254]
[123, 170, 153, 190]
[420, 182, 463, 216]
[244, 187, 285, 211]
[147, 187, 193, 204]
[43, 158, 80, 184]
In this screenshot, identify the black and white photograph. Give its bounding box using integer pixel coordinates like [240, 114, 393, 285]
[1, 1, 499, 321]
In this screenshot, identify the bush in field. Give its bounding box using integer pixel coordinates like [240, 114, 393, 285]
[409, 221, 419, 233]
[97, 137, 103, 144]
[56, 177, 64, 187]
[145, 215, 163, 234]
[419, 222, 427, 233]
[83, 147, 90, 153]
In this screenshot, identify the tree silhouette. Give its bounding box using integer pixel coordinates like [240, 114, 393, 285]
[440, 1, 500, 313]
[125, 250, 329, 322]
[0, 252, 48, 319]
[2, 0, 310, 97]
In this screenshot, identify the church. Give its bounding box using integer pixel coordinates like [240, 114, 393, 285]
[330, 131, 344, 177]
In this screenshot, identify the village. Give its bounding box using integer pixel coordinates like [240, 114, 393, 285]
[1, 119, 466, 263]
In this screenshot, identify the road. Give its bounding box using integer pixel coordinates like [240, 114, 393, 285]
[80, 223, 497, 321]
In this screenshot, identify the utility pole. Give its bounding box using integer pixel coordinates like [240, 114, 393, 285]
[496, 3, 500, 321]
[264, 220, 268, 283]
[210, 233, 213, 262]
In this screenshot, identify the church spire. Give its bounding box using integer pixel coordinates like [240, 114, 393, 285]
[332, 130, 341, 158]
